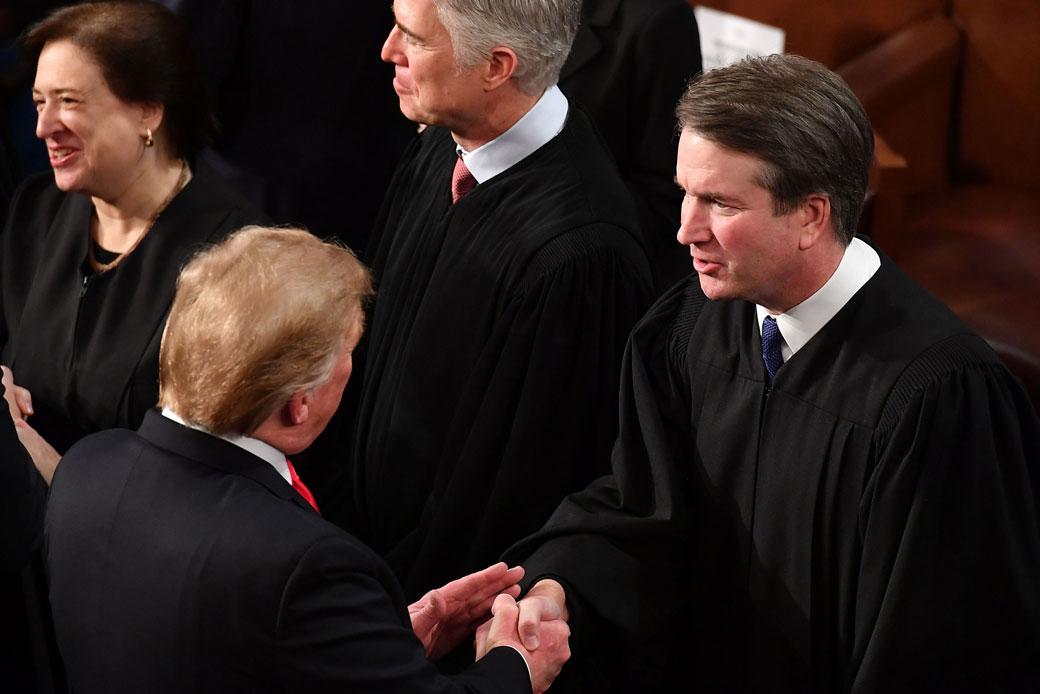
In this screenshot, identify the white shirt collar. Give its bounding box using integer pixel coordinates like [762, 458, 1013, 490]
[755, 237, 881, 360]
[160, 407, 291, 484]
[455, 84, 568, 184]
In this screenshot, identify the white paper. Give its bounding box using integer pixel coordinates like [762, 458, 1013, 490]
[694, 6, 786, 70]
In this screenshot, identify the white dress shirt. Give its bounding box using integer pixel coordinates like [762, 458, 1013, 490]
[755, 237, 881, 362]
[456, 84, 569, 184]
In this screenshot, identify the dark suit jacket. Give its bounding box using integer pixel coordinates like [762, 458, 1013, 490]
[45, 411, 529, 694]
[559, 0, 701, 294]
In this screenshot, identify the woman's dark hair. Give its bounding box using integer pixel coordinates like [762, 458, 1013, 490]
[21, 1, 216, 158]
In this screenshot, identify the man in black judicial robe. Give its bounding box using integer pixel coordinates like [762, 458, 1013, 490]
[508, 55, 1040, 692]
[327, 0, 653, 607]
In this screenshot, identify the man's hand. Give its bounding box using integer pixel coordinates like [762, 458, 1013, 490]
[409, 562, 524, 661]
[475, 593, 570, 694]
[14, 419, 60, 485]
[1, 365, 33, 421]
[516, 579, 569, 650]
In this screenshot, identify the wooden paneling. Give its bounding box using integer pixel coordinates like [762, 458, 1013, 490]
[689, 0, 947, 67]
[954, 0, 1040, 187]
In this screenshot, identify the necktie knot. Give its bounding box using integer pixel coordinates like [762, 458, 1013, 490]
[451, 155, 476, 204]
[761, 315, 784, 386]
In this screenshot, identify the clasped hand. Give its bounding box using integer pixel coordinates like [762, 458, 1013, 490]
[476, 578, 571, 693]
[407, 566, 571, 692]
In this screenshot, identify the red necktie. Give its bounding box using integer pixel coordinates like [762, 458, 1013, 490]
[285, 458, 320, 514]
[451, 155, 476, 203]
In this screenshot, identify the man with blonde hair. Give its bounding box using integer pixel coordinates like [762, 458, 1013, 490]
[44, 226, 570, 693]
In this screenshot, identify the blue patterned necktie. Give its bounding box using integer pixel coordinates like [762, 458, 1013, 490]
[761, 315, 784, 386]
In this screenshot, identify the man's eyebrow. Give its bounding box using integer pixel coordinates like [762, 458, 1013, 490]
[390, 5, 422, 42]
[397, 21, 422, 41]
[673, 179, 738, 204]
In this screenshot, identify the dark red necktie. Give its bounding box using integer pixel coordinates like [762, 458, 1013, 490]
[285, 458, 320, 514]
[451, 155, 476, 203]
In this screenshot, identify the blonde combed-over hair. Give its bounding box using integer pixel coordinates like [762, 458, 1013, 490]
[158, 225, 373, 437]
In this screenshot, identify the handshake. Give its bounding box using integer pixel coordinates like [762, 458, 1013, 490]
[409, 563, 571, 693]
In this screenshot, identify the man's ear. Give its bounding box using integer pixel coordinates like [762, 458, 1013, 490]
[797, 193, 833, 250]
[484, 46, 518, 91]
[286, 391, 311, 427]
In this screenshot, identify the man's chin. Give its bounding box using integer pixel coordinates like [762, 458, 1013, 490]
[697, 274, 740, 302]
[396, 98, 431, 128]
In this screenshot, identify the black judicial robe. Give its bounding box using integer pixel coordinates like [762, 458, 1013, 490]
[350, 110, 653, 600]
[511, 247, 1040, 691]
[0, 163, 264, 453]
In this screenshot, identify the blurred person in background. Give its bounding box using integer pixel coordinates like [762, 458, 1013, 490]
[559, 0, 702, 293]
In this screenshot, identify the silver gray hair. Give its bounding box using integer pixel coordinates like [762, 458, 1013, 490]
[433, 0, 581, 95]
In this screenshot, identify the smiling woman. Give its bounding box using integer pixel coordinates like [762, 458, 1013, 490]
[1, 1, 265, 482]
[32, 40, 164, 203]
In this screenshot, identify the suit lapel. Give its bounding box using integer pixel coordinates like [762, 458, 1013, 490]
[559, 0, 621, 81]
[137, 410, 314, 513]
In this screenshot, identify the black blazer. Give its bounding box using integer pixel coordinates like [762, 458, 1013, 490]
[45, 411, 529, 693]
[0, 163, 265, 453]
[559, 0, 702, 293]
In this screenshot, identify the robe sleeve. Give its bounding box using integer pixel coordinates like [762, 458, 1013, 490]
[506, 279, 701, 649]
[851, 337, 1040, 690]
[388, 225, 653, 599]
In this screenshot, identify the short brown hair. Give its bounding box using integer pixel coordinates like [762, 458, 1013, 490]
[676, 54, 873, 245]
[158, 226, 374, 436]
[21, 0, 216, 158]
